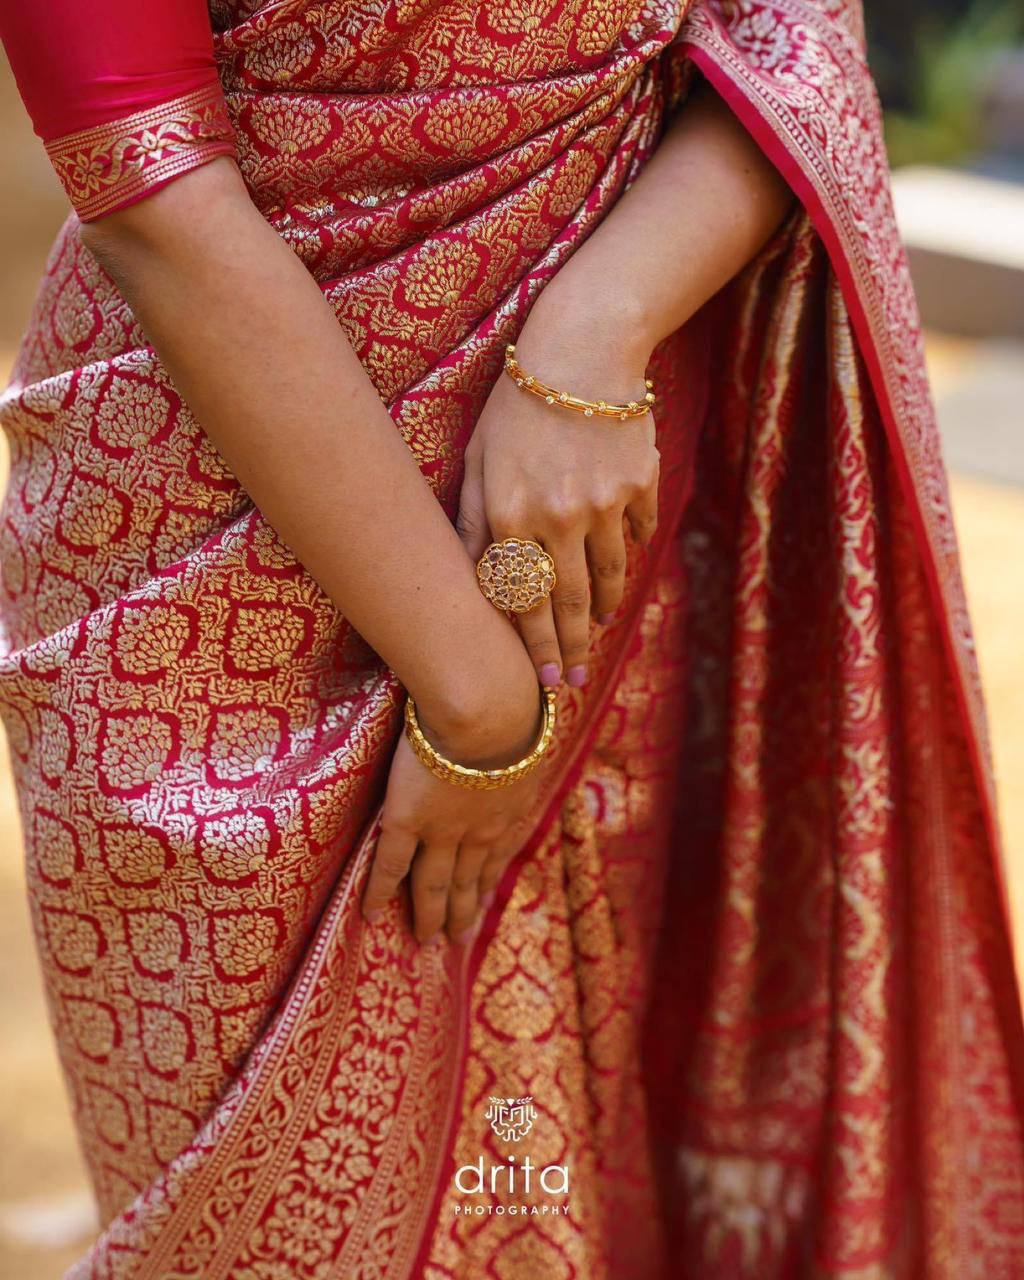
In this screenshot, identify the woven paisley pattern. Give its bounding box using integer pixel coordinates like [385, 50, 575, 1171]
[0, 0, 1021, 1276]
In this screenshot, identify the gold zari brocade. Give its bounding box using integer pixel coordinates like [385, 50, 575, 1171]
[0, 0, 1021, 1276]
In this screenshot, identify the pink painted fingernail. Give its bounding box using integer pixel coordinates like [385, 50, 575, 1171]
[566, 665, 587, 687]
[597, 612, 616, 625]
[364, 909, 382, 925]
[424, 931, 444, 947]
[456, 926, 476, 946]
[539, 663, 561, 687]
[481, 891, 496, 910]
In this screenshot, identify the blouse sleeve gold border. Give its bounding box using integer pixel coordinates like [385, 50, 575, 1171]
[44, 82, 237, 222]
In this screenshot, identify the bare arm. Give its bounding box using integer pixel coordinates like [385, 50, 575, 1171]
[81, 157, 540, 767]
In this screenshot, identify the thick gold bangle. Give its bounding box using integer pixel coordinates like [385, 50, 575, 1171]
[404, 688, 557, 790]
[504, 344, 655, 421]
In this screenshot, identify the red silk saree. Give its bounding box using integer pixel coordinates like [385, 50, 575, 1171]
[1, 0, 1023, 1276]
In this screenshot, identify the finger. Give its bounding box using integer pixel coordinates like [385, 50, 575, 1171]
[626, 476, 659, 547]
[446, 841, 490, 943]
[455, 445, 490, 562]
[363, 824, 418, 921]
[586, 514, 628, 624]
[516, 593, 563, 688]
[478, 824, 527, 902]
[548, 538, 591, 687]
[411, 843, 457, 944]
[486, 503, 561, 683]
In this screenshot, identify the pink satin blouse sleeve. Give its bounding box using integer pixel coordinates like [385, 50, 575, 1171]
[0, 0, 235, 221]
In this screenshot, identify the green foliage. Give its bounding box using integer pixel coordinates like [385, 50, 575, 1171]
[884, 0, 1024, 167]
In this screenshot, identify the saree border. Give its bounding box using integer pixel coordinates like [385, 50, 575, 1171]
[677, 2, 1015, 946]
[74, 719, 463, 1280]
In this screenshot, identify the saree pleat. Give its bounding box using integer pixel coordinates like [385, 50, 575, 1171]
[637, 229, 1024, 1275]
[0, 0, 1022, 1276]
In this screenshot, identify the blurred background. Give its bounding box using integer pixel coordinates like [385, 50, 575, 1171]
[1, 2, 1023, 1274]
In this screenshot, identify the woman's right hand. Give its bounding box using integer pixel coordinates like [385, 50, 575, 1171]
[361, 661, 547, 946]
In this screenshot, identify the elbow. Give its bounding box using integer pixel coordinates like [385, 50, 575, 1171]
[77, 213, 162, 302]
[77, 155, 246, 276]
[77, 215, 136, 279]
[76, 186, 173, 282]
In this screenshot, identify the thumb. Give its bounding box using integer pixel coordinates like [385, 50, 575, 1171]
[455, 445, 490, 561]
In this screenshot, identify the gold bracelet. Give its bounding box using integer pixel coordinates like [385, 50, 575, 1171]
[504, 344, 655, 421]
[404, 688, 557, 790]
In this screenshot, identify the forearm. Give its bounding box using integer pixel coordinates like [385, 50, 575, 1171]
[81, 158, 537, 754]
[527, 80, 793, 366]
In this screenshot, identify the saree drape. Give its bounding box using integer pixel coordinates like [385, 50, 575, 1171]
[1, 0, 1022, 1276]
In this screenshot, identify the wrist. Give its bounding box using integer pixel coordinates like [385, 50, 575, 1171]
[410, 645, 544, 770]
[520, 268, 661, 382]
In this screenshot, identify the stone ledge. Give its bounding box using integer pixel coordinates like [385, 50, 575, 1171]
[892, 166, 1024, 337]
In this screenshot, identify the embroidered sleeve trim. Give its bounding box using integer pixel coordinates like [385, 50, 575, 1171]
[44, 83, 237, 222]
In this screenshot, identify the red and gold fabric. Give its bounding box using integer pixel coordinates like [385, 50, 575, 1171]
[0, 0, 1022, 1277]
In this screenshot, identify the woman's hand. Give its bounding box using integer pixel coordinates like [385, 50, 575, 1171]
[457, 299, 660, 689]
[361, 664, 545, 945]
[455, 81, 795, 691]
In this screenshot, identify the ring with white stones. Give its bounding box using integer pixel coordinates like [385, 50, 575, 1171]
[476, 538, 556, 614]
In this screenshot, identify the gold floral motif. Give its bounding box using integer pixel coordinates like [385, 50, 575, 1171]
[238, 23, 319, 84]
[64, 999, 119, 1060]
[99, 827, 171, 887]
[209, 910, 283, 981]
[225, 604, 312, 673]
[421, 98, 512, 155]
[57, 473, 129, 548]
[37, 709, 72, 782]
[207, 706, 286, 781]
[250, 99, 332, 152]
[401, 242, 485, 309]
[574, 0, 637, 56]
[125, 911, 188, 976]
[112, 604, 196, 677]
[196, 810, 276, 887]
[45, 83, 236, 221]
[85, 1081, 132, 1148]
[145, 1100, 198, 1166]
[98, 712, 176, 791]
[93, 374, 173, 451]
[139, 1006, 193, 1075]
[42, 908, 105, 974]
[32, 810, 79, 884]
[53, 272, 97, 347]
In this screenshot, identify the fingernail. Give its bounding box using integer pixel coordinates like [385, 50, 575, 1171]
[423, 932, 444, 947]
[364, 909, 381, 925]
[481, 890, 496, 910]
[455, 926, 476, 946]
[597, 612, 616, 625]
[566, 664, 587, 687]
[539, 663, 561, 687]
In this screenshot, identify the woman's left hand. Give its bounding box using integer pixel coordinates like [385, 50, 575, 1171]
[456, 299, 659, 689]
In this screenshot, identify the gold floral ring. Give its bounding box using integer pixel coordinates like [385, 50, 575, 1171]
[476, 538, 556, 614]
